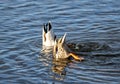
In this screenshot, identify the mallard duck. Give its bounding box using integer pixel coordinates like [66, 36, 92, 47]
[53, 33, 84, 61]
[42, 21, 56, 47]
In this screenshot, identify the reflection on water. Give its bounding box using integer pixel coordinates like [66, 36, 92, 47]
[52, 59, 69, 81]
[41, 46, 53, 53]
[41, 46, 69, 81]
[0, 0, 120, 83]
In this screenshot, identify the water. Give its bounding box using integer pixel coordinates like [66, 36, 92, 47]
[0, 0, 120, 83]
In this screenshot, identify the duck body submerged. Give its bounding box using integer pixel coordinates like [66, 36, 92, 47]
[42, 21, 56, 47]
[53, 33, 70, 59]
[53, 33, 84, 61]
[42, 21, 84, 61]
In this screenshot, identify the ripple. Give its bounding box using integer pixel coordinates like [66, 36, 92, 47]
[0, 0, 120, 83]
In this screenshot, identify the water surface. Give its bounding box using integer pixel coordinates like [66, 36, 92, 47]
[0, 0, 120, 84]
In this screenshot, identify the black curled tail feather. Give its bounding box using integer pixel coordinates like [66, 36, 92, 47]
[43, 24, 47, 33]
[48, 22, 52, 31]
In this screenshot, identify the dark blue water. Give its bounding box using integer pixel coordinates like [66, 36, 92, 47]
[0, 0, 120, 84]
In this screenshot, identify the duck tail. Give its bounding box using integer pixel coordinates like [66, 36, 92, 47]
[69, 53, 84, 61]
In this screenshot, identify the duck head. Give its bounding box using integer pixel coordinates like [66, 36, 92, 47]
[42, 21, 56, 47]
